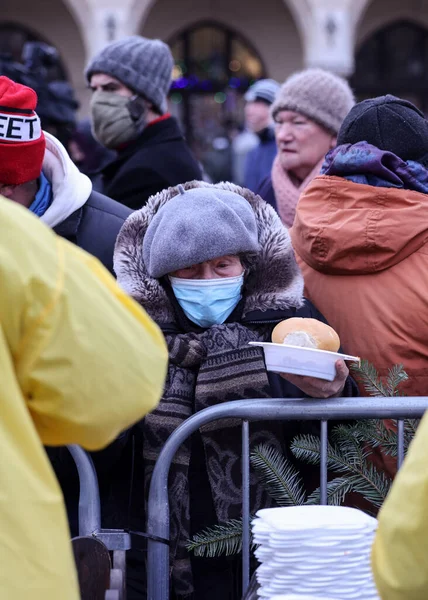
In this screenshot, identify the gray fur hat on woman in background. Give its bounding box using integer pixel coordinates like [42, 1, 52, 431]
[271, 68, 355, 135]
[85, 35, 174, 114]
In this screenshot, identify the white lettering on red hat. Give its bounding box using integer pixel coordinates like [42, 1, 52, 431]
[0, 112, 42, 142]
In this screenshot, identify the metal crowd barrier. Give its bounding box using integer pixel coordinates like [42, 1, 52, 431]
[67, 397, 428, 600]
[67, 445, 131, 599]
[145, 396, 428, 600]
[67, 444, 131, 552]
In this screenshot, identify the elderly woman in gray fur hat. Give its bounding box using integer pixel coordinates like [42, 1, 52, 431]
[114, 182, 358, 600]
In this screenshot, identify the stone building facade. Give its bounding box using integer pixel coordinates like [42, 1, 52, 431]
[2, 0, 428, 151]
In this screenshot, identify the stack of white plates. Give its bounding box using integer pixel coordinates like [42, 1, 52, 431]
[270, 597, 336, 600]
[252, 506, 379, 599]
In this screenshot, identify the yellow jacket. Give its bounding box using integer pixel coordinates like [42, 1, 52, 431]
[372, 410, 428, 599]
[0, 198, 167, 599]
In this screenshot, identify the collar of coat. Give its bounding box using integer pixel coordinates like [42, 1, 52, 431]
[114, 180, 304, 324]
[104, 116, 184, 168]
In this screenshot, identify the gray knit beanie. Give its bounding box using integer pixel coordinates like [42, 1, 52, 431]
[85, 36, 173, 114]
[271, 68, 355, 135]
[245, 79, 280, 105]
[143, 186, 260, 278]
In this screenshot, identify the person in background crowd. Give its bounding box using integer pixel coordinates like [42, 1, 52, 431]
[243, 78, 280, 192]
[372, 408, 428, 600]
[0, 41, 79, 149]
[0, 76, 130, 274]
[291, 96, 428, 480]
[230, 122, 258, 186]
[291, 95, 428, 397]
[0, 197, 167, 600]
[257, 68, 355, 227]
[68, 117, 115, 190]
[85, 35, 202, 209]
[114, 180, 358, 599]
[203, 134, 234, 183]
[38, 79, 79, 149]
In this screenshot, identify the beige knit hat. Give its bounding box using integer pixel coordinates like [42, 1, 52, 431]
[271, 68, 355, 135]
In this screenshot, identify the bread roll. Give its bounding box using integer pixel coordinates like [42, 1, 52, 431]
[272, 318, 340, 352]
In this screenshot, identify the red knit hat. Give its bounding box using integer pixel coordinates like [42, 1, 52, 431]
[0, 76, 46, 185]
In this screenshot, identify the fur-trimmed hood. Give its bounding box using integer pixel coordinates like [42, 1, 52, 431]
[114, 180, 304, 323]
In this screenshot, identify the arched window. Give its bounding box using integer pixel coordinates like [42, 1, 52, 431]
[352, 20, 428, 112]
[168, 22, 266, 161]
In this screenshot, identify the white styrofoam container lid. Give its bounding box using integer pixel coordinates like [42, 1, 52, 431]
[249, 342, 360, 381]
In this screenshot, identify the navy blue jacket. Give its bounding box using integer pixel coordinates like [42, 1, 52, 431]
[257, 173, 278, 213]
[244, 128, 277, 193]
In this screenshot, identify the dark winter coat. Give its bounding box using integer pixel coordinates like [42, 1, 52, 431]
[114, 180, 359, 598]
[244, 128, 277, 193]
[100, 116, 203, 210]
[54, 190, 131, 274]
[256, 174, 277, 211]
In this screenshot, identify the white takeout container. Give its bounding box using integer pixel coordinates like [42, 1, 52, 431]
[249, 341, 360, 381]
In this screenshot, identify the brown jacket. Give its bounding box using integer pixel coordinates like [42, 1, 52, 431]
[290, 175, 428, 397]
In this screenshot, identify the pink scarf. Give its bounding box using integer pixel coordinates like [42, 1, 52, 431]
[271, 156, 324, 227]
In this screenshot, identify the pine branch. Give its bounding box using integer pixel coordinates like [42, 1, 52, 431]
[356, 420, 399, 457]
[350, 360, 388, 396]
[386, 364, 408, 396]
[402, 419, 419, 455]
[290, 434, 326, 465]
[305, 477, 353, 506]
[290, 434, 356, 474]
[250, 444, 305, 506]
[186, 518, 255, 558]
[346, 465, 391, 508]
[405, 419, 420, 438]
[330, 425, 370, 465]
[356, 418, 419, 457]
[291, 432, 392, 505]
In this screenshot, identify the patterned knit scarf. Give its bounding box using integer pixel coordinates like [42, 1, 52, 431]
[142, 322, 284, 597]
[271, 156, 324, 227]
[322, 141, 428, 193]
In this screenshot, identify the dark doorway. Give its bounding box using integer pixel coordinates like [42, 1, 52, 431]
[352, 20, 428, 113]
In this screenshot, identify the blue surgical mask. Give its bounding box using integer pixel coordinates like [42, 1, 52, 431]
[169, 274, 245, 328]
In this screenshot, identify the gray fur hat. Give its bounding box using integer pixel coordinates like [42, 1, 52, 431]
[85, 36, 173, 114]
[142, 185, 260, 278]
[271, 68, 355, 135]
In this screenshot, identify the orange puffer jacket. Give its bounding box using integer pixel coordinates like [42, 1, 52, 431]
[291, 175, 428, 397]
